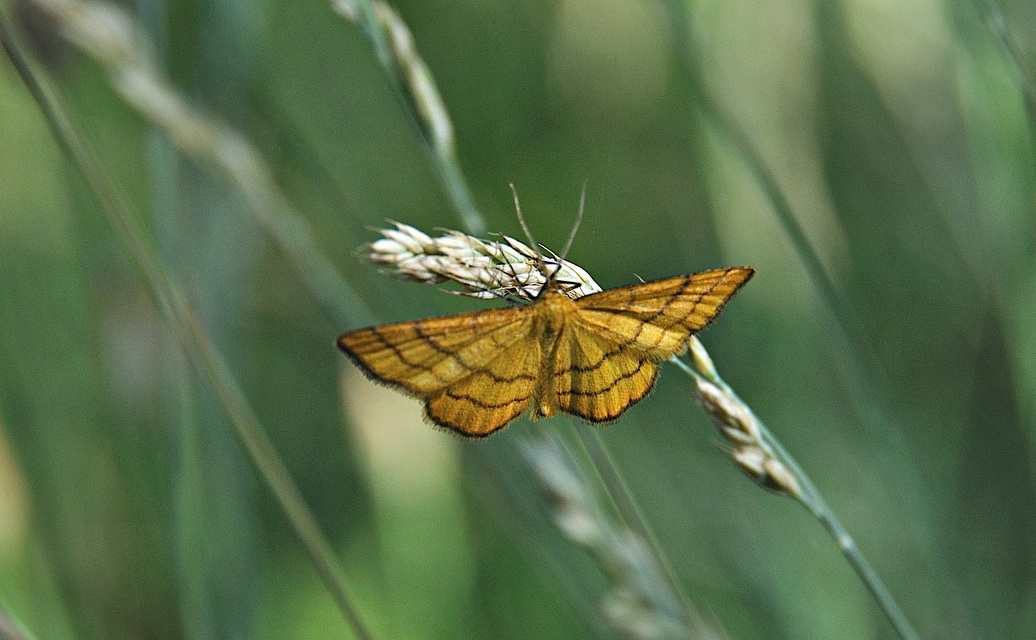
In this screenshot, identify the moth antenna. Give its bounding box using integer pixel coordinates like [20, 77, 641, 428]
[510, 183, 558, 287]
[559, 180, 586, 261]
[510, 184, 541, 255]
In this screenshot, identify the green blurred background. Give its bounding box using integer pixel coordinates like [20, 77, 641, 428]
[0, 0, 1034, 638]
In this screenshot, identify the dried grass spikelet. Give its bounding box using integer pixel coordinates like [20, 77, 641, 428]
[365, 221, 601, 300]
[691, 360, 800, 497]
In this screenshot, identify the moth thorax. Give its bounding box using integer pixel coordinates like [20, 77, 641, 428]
[536, 291, 575, 342]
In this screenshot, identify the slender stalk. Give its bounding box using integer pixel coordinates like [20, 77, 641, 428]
[520, 431, 708, 639]
[571, 428, 699, 625]
[673, 348, 920, 640]
[16, 0, 373, 329]
[0, 17, 375, 640]
[659, 0, 870, 366]
[336, 0, 486, 235]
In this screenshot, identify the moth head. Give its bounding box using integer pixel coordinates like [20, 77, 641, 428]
[508, 182, 586, 299]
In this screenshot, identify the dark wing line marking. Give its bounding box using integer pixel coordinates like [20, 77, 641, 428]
[466, 368, 538, 384]
[423, 408, 512, 439]
[412, 322, 464, 358]
[564, 269, 740, 373]
[564, 366, 661, 423]
[624, 273, 695, 346]
[559, 357, 651, 397]
[443, 389, 532, 409]
[561, 338, 639, 374]
[351, 312, 529, 383]
[342, 322, 527, 394]
[429, 319, 540, 387]
[338, 336, 436, 395]
[369, 327, 428, 370]
[583, 268, 740, 325]
[351, 328, 451, 387]
[414, 317, 528, 372]
[412, 323, 476, 372]
[342, 334, 450, 394]
[625, 269, 731, 339]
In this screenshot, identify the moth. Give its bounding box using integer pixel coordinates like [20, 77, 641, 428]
[338, 264, 753, 437]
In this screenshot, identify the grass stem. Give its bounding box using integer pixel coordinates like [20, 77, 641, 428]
[0, 16, 375, 639]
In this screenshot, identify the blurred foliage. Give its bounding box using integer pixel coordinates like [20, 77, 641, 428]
[0, 0, 1034, 638]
